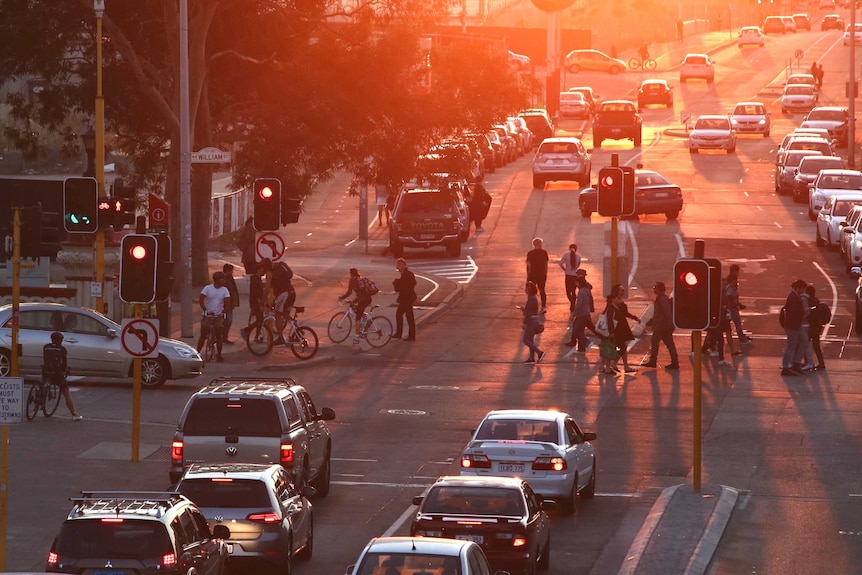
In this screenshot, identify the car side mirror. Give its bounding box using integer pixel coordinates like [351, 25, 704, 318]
[213, 524, 231, 539]
[583, 431, 597, 441]
[412, 495, 424, 506]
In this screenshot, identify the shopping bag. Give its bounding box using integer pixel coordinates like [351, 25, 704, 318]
[599, 338, 620, 360]
[595, 313, 610, 337]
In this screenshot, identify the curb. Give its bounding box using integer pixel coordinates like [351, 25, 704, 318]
[687, 485, 739, 574]
[619, 485, 679, 575]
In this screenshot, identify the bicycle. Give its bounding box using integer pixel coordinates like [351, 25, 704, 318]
[245, 305, 319, 360]
[327, 300, 393, 348]
[628, 56, 657, 71]
[25, 377, 61, 421]
[201, 313, 223, 362]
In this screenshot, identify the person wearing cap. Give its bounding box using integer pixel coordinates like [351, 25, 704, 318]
[642, 281, 679, 369]
[558, 244, 582, 313]
[565, 268, 595, 351]
[781, 280, 807, 376]
[43, 331, 82, 420]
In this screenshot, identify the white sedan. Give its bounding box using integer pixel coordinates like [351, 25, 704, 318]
[459, 409, 596, 514]
[738, 26, 765, 47]
[782, 84, 818, 113]
[816, 193, 862, 249]
[0, 302, 203, 388]
[809, 169, 862, 221]
[689, 115, 737, 153]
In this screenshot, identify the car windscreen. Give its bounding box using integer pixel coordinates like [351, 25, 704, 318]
[397, 193, 453, 215]
[786, 85, 814, 95]
[818, 174, 862, 190]
[182, 397, 283, 436]
[423, 486, 524, 515]
[694, 118, 729, 130]
[734, 104, 765, 115]
[807, 109, 846, 122]
[833, 200, 861, 217]
[475, 418, 559, 442]
[178, 478, 272, 508]
[54, 519, 172, 558]
[538, 142, 577, 154]
[800, 158, 844, 174]
[356, 553, 461, 575]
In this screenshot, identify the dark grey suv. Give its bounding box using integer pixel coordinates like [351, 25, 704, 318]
[47, 491, 230, 575]
[177, 463, 314, 573]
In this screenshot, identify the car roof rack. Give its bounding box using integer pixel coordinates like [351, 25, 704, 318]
[69, 491, 186, 518]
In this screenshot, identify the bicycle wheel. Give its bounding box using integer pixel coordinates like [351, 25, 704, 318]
[289, 326, 319, 360]
[628, 57, 641, 69]
[42, 382, 61, 417]
[365, 316, 393, 348]
[246, 323, 274, 356]
[25, 385, 40, 421]
[643, 58, 657, 71]
[204, 334, 217, 362]
[327, 312, 353, 343]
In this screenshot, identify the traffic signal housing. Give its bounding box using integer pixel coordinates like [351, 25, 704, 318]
[253, 178, 281, 231]
[119, 234, 158, 304]
[673, 258, 711, 330]
[63, 177, 99, 233]
[282, 182, 302, 225]
[597, 167, 624, 217]
[98, 198, 136, 230]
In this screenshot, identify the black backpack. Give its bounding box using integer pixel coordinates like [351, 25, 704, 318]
[271, 262, 294, 294]
[43, 345, 65, 376]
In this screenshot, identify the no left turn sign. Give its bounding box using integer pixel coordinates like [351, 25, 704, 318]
[256, 232, 286, 262]
[121, 319, 160, 358]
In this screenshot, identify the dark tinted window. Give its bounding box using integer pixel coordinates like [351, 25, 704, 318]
[178, 478, 272, 508]
[475, 418, 556, 441]
[424, 486, 525, 516]
[800, 158, 844, 173]
[807, 109, 847, 122]
[54, 519, 172, 558]
[182, 397, 282, 436]
[538, 141, 578, 154]
[397, 192, 453, 214]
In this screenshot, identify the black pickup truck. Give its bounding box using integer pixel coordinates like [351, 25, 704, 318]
[592, 100, 642, 148]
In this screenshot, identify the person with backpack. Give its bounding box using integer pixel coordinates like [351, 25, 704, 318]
[781, 279, 807, 376]
[260, 257, 297, 345]
[43, 331, 82, 420]
[805, 284, 828, 371]
[338, 267, 377, 343]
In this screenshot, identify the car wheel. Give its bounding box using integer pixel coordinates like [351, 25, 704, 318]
[689, 147, 696, 154]
[560, 474, 578, 514]
[707, 77, 714, 84]
[580, 205, 592, 218]
[297, 516, 313, 560]
[390, 241, 404, 258]
[828, 232, 837, 251]
[0, 349, 10, 377]
[728, 144, 736, 153]
[447, 240, 461, 258]
[594, 138, 602, 148]
[582, 462, 597, 499]
[532, 175, 544, 189]
[281, 539, 293, 575]
[808, 209, 817, 222]
[310, 450, 331, 497]
[537, 535, 550, 571]
[609, 65, 622, 74]
[140, 356, 169, 389]
[634, 133, 642, 146]
[666, 210, 680, 220]
[764, 129, 770, 136]
[816, 228, 825, 247]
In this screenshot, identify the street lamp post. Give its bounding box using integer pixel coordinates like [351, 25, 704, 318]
[93, 0, 107, 313]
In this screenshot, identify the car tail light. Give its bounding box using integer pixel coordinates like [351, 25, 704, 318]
[532, 456, 567, 471]
[247, 512, 280, 523]
[101, 518, 124, 523]
[496, 532, 528, 547]
[280, 443, 294, 466]
[47, 551, 58, 566]
[171, 440, 183, 467]
[512, 536, 527, 547]
[162, 553, 177, 567]
[461, 454, 491, 469]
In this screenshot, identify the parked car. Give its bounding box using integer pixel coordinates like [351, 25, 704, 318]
[821, 14, 845, 31]
[840, 206, 862, 264]
[809, 169, 862, 220]
[592, 100, 642, 147]
[843, 207, 862, 273]
[411, 476, 552, 575]
[508, 50, 531, 70]
[568, 86, 600, 115]
[390, 187, 467, 257]
[459, 409, 596, 513]
[775, 150, 823, 195]
[763, 16, 786, 34]
[579, 168, 683, 220]
[47, 491, 231, 575]
[176, 463, 314, 573]
[519, 110, 555, 143]
[531, 137, 592, 188]
[798, 121, 839, 144]
[679, 53, 715, 82]
[491, 124, 518, 162]
[781, 84, 818, 113]
[738, 26, 765, 47]
[776, 135, 835, 165]
[816, 193, 862, 249]
[346, 537, 509, 575]
[791, 155, 845, 203]
[466, 132, 496, 174]
[0, 302, 202, 388]
[558, 91, 590, 119]
[507, 116, 534, 150]
[564, 49, 626, 74]
[486, 130, 505, 167]
[844, 23, 862, 45]
[730, 101, 770, 136]
[689, 115, 736, 153]
[637, 79, 673, 108]
[855, 274, 862, 333]
[805, 106, 851, 146]
[169, 377, 337, 491]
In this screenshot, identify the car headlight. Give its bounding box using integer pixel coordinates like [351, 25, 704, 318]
[170, 345, 201, 359]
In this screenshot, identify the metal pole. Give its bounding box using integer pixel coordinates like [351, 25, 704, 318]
[94, 1, 106, 314]
[849, 0, 856, 169]
[693, 239, 705, 492]
[131, 303, 142, 461]
[179, 0, 193, 337]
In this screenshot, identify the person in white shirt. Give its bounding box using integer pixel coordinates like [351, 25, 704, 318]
[558, 244, 582, 312]
[197, 271, 231, 362]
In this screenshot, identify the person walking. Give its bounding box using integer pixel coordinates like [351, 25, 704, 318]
[815, 63, 824, 89]
[642, 281, 679, 370]
[393, 257, 417, 341]
[237, 216, 257, 275]
[338, 267, 375, 343]
[781, 279, 807, 376]
[795, 283, 815, 372]
[701, 276, 733, 366]
[565, 269, 594, 350]
[520, 281, 545, 365]
[221, 263, 240, 344]
[805, 284, 827, 371]
[725, 265, 751, 344]
[606, 285, 640, 373]
[43, 331, 82, 420]
[469, 182, 491, 232]
[526, 237, 549, 311]
[375, 181, 391, 227]
[197, 271, 231, 362]
[558, 243, 582, 312]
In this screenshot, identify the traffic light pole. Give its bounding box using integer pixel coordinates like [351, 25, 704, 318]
[610, 154, 620, 288]
[692, 239, 705, 492]
[131, 303, 142, 462]
[94, 1, 106, 314]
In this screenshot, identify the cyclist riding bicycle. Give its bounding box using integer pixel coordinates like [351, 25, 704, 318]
[638, 43, 650, 63]
[338, 267, 374, 343]
[197, 271, 231, 362]
[259, 257, 297, 345]
[43, 331, 81, 420]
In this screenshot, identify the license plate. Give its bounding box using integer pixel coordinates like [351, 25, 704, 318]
[419, 233, 436, 240]
[654, 192, 668, 197]
[95, 571, 125, 575]
[456, 534, 484, 544]
[498, 463, 524, 473]
[610, 129, 621, 134]
[226, 543, 234, 554]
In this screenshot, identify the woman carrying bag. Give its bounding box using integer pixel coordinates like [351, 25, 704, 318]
[605, 284, 640, 374]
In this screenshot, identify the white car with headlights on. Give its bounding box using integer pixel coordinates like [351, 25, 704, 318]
[730, 101, 770, 136]
[809, 169, 862, 221]
[816, 193, 862, 249]
[689, 115, 736, 153]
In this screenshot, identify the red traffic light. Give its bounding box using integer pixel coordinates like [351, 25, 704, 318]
[681, 270, 700, 287]
[258, 186, 275, 200]
[129, 243, 149, 260]
[600, 174, 615, 187]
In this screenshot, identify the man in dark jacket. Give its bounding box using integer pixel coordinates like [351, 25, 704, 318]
[393, 258, 417, 341]
[642, 281, 679, 369]
[781, 279, 807, 376]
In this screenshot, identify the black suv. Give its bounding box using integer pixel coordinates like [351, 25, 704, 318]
[170, 377, 336, 494]
[390, 187, 468, 258]
[47, 491, 230, 574]
[592, 100, 642, 147]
